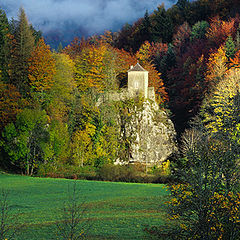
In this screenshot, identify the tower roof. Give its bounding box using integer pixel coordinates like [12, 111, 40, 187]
[128, 62, 148, 72]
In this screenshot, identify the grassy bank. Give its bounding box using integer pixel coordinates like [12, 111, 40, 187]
[0, 174, 168, 239]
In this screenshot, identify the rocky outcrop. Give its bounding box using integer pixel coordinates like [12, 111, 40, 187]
[116, 100, 177, 166]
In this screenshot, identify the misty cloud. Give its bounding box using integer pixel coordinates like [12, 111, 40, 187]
[1, 0, 177, 35]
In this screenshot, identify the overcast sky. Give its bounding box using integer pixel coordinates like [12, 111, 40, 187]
[1, 0, 177, 35]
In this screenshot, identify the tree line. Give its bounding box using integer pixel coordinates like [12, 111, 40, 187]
[0, 0, 240, 238]
[0, 7, 166, 176]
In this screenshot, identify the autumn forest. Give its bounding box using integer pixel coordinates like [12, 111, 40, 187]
[0, 0, 240, 238]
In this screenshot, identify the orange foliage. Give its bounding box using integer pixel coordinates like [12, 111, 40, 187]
[63, 37, 87, 59]
[142, 61, 168, 103]
[205, 46, 228, 85]
[28, 38, 56, 93]
[136, 41, 168, 103]
[136, 41, 151, 62]
[100, 30, 114, 45]
[114, 48, 137, 73]
[150, 42, 168, 58]
[0, 83, 28, 129]
[230, 50, 240, 68]
[206, 17, 235, 46]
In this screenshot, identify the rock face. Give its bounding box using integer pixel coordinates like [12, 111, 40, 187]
[98, 63, 177, 166]
[116, 100, 177, 166]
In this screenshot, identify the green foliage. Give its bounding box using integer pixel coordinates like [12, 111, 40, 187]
[225, 36, 236, 59]
[190, 21, 209, 41]
[46, 120, 71, 164]
[1, 109, 49, 175]
[201, 68, 240, 140]
[0, 8, 10, 82]
[8, 8, 35, 97]
[151, 5, 173, 43]
[147, 124, 240, 239]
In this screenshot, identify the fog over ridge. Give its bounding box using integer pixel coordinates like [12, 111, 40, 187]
[1, 0, 177, 35]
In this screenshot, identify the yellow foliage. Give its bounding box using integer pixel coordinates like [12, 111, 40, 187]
[205, 46, 227, 85]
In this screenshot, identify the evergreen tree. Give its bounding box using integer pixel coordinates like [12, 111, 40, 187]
[0, 9, 10, 82]
[190, 21, 209, 41]
[151, 5, 173, 43]
[141, 10, 152, 43]
[30, 25, 42, 44]
[8, 8, 35, 97]
[57, 42, 63, 53]
[235, 23, 240, 50]
[225, 36, 236, 60]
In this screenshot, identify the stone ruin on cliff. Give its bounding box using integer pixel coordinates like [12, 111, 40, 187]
[98, 63, 177, 166]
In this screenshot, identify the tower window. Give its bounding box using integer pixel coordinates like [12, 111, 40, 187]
[134, 81, 139, 89]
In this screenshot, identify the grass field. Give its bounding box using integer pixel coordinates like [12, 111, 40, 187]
[0, 173, 168, 239]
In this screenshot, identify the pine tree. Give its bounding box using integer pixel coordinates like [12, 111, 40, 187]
[225, 36, 236, 60]
[0, 9, 10, 82]
[141, 10, 152, 43]
[8, 8, 35, 97]
[235, 23, 240, 50]
[151, 5, 173, 43]
[57, 42, 63, 53]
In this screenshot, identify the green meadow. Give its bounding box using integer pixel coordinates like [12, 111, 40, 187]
[0, 174, 168, 239]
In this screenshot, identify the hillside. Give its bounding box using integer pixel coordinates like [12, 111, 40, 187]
[0, 1, 240, 238]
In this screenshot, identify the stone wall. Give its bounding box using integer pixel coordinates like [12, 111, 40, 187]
[97, 86, 156, 106]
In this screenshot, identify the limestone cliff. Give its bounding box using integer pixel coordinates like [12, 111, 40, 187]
[116, 99, 177, 166]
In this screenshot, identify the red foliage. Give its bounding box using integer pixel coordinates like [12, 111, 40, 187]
[206, 16, 236, 47]
[63, 37, 88, 59]
[0, 83, 28, 130]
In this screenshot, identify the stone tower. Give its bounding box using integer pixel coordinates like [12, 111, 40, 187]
[128, 63, 148, 98]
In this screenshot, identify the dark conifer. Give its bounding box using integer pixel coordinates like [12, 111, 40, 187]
[8, 7, 35, 96]
[0, 9, 10, 83]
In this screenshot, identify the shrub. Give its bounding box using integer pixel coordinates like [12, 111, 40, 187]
[37, 162, 173, 183]
[37, 163, 97, 180]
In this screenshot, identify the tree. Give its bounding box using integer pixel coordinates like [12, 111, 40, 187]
[176, 0, 191, 23]
[190, 21, 209, 41]
[63, 37, 85, 60]
[57, 42, 63, 53]
[225, 36, 236, 60]
[48, 53, 76, 122]
[206, 17, 235, 48]
[173, 22, 191, 56]
[8, 8, 35, 96]
[43, 120, 71, 165]
[141, 10, 152, 43]
[0, 109, 49, 175]
[0, 82, 27, 131]
[56, 182, 90, 240]
[28, 38, 56, 105]
[71, 123, 95, 167]
[0, 9, 10, 82]
[113, 23, 133, 52]
[205, 46, 228, 87]
[201, 67, 240, 140]
[147, 124, 240, 239]
[151, 4, 173, 43]
[74, 43, 107, 94]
